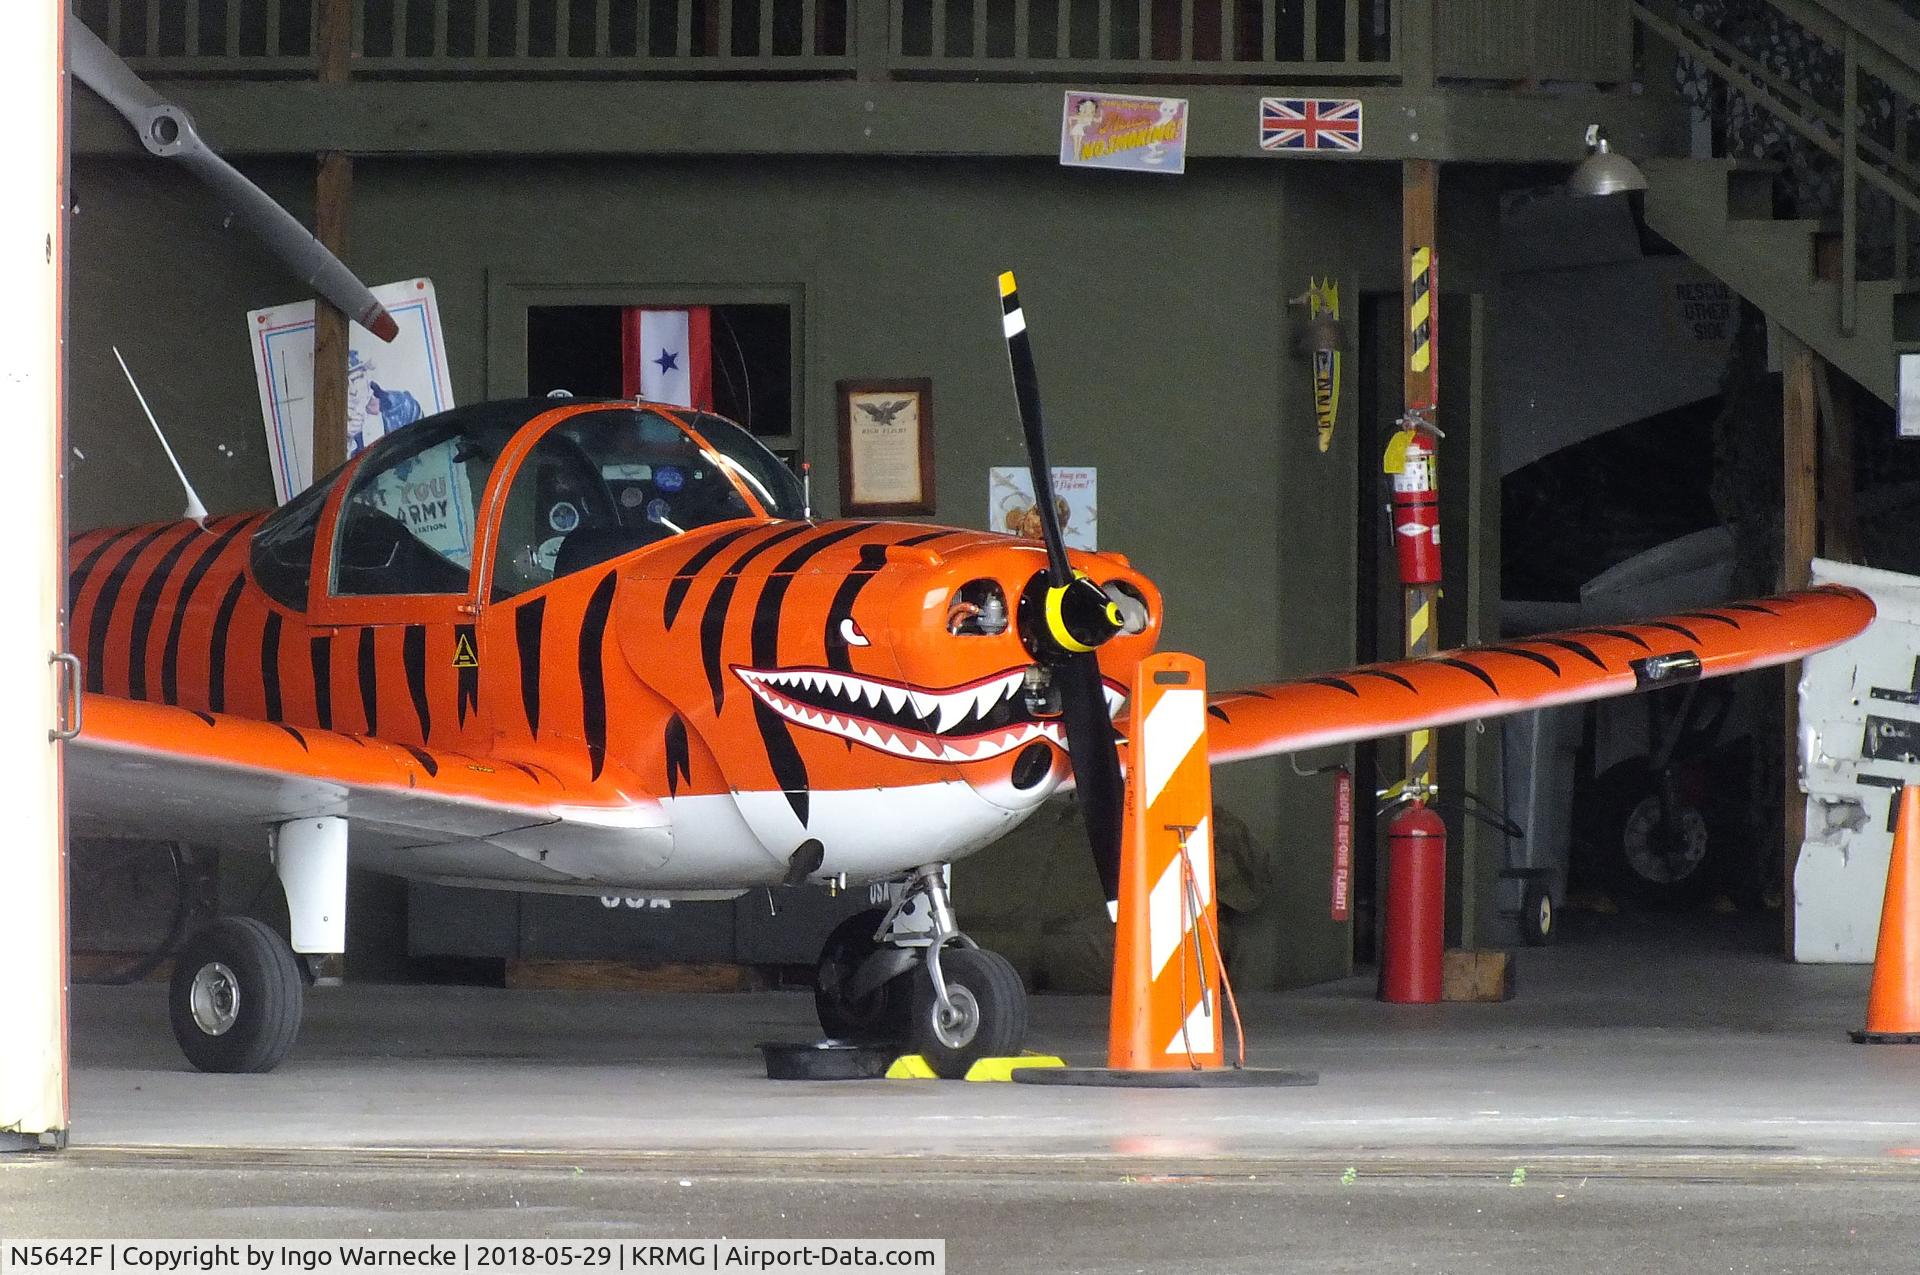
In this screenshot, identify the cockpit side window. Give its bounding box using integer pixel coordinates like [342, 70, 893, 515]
[332, 413, 518, 597]
[491, 409, 756, 600]
[249, 474, 332, 611]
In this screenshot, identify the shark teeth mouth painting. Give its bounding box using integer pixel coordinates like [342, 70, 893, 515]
[735, 665, 1127, 763]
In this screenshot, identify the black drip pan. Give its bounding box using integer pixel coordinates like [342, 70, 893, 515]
[758, 1039, 896, 1080]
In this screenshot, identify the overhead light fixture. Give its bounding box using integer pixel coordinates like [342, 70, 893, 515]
[1567, 124, 1648, 197]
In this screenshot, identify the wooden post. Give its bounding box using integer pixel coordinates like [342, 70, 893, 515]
[1782, 335, 1818, 947]
[1401, 158, 1439, 798]
[1816, 362, 1861, 564]
[311, 0, 354, 483]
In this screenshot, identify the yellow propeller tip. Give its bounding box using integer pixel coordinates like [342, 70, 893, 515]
[998, 271, 1018, 296]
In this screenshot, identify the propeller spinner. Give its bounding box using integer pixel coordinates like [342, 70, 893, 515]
[997, 271, 1129, 910]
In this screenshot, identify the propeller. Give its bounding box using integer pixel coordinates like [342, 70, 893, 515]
[996, 271, 1129, 910]
[68, 20, 399, 343]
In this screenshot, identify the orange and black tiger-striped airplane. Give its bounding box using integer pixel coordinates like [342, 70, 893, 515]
[63, 387, 1875, 1074]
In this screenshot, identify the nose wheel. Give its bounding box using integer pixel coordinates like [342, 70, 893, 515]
[811, 863, 1029, 1078]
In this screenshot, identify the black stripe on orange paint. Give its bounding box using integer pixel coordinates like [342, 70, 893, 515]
[1433, 656, 1500, 694]
[83, 523, 175, 694]
[260, 612, 284, 721]
[1643, 620, 1700, 644]
[898, 529, 957, 547]
[665, 714, 691, 798]
[357, 627, 379, 735]
[748, 524, 892, 826]
[309, 635, 333, 730]
[401, 744, 440, 778]
[1351, 668, 1419, 693]
[1724, 601, 1781, 617]
[207, 575, 247, 714]
[825, 543, 891, 674]
[276, 723, 309, 751]
[579, 571, 619, 782]
[750, 523, 874, 666]
[1676, 610, 1742, 630]
[515, 597, 545, 738]
[662, 523, 772, 628]
[126, 524, 200, 699]
[403, 625, 431, 741]
[66, 526, 139, 607]
[1536, 638, 1608, 670]
[508, 760, 541, 784]
[190, 710, 214, 727]
[1305, 676, 1361, 697]
[1482, 645, 1562, 677]
[697, 524, 812, 714]
[1571, 626, 1653, 652]
[161, 519, 251, 706]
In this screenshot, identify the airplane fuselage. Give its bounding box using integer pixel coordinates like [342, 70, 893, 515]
[66, 402, 1161, 894]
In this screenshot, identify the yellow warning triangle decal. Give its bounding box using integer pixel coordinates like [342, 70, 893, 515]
[452, 633, 479, 669]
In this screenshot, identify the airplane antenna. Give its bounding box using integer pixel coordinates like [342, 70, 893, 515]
[801, 460, 813, 522]
[113, 346, 208, 526]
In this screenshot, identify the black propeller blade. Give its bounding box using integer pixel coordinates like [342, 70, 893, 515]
[997, 271, 1127, 910]
[69, 19, 399, 343]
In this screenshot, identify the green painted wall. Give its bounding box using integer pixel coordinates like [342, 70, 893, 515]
[67, 152, 1500, 988]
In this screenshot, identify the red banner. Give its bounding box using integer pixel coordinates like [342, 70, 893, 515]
[1332, 768, 1353, 922]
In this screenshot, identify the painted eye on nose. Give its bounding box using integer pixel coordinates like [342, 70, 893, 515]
[840, 618, 871, 648]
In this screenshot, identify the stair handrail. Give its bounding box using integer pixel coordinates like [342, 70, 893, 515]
[1631, 0, 1920, 340]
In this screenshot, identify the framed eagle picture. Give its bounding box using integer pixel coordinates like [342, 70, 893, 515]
[837, 378, 936, 515]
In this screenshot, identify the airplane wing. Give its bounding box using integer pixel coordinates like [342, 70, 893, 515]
[67, 696, 670, 890]
[1202, 585, 1875, 766]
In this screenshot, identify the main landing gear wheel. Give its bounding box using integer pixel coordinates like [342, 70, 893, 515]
[814, 908, 912, 1044]
[909, 947, 1027, 1079]
[167, 916, 304, 1074]
[1591, 760, 1721, 910]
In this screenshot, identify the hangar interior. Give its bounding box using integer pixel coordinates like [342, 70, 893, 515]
[10, 0, 1920, 1248]
[63, 0, 1918, 987]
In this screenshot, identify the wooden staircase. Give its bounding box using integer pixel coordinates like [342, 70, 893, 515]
[1631, 0, 1920, 406]
[1642, 157, 1914, 404]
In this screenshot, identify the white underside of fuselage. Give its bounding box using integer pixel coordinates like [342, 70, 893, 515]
[378, 773, 1060, 898]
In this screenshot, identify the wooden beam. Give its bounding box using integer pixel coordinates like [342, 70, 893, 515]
[1816, 361, 1861, 563]
[1782, 334, 1818, 949]
[311, 0, 354, 485]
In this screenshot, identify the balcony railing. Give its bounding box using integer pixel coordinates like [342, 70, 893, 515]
[890, 0, 1396, 81]
[75, 0, 1635, 83]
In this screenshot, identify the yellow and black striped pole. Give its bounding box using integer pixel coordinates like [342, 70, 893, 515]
[1400, 161, 1439, 799]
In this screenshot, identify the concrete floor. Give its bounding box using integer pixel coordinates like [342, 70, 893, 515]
[8, 914, 1920, 1269]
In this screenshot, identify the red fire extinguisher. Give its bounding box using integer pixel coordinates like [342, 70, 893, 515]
[1390, 426, 1441, 586]
[1380, 801, 1446, 1003]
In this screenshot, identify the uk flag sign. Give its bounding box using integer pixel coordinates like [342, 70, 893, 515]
[1260, 98, 1364, 152]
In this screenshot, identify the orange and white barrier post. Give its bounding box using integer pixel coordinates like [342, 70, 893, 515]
[1108, 651, 1223, 1070]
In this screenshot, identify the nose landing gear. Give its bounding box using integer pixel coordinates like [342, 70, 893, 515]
[811, 862, 1028, 1078]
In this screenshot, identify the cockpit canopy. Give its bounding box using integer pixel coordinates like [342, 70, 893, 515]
[252, 399, 804, 610]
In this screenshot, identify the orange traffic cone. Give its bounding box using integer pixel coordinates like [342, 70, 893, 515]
[1016, 652, 1315, 1089]
[1851, 784, 1920, 1044]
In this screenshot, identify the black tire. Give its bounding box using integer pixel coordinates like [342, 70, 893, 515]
[1589, 760, 1719, 910]
[1519, 881, 1555, 946]
[167, 917, 305, 1073]
[908, 947, 1027, 1079]
[814, 909, 911, 1044]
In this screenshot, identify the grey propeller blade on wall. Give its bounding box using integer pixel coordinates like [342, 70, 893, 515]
[68, 18, 399, 342]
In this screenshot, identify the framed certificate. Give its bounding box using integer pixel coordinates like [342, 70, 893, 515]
[837, 378, 935, 515]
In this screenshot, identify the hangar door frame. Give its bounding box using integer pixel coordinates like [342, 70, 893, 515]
[483, 275, 811, 461]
